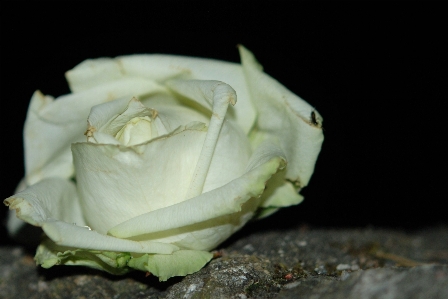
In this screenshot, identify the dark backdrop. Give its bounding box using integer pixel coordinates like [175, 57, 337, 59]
[1, 3, 446, 246]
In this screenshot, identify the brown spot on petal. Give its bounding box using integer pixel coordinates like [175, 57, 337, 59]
[84, 126, 96, 138]
[310, 111, 318, 126]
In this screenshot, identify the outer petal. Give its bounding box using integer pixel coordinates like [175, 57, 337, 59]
[125, 195, 259, 251]
[108, 154, 286, 240]
[24, 78, 166, 186]
[72, 123, 208, 233]
[239, 45, 324, 188]
[24, 91, 74, 185]
[42, 220, 179, 254]
[4, 178, 85, 227]
[254, 169, 304, 219]
[73, 117, 251, 235]
[4, 179, 179, 254]
[202, 118, 252, 193]
[245, 140, 304, 210]
[66, 54, 256, 134]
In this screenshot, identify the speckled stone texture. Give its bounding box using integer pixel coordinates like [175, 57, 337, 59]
[1, 226, 447, 299]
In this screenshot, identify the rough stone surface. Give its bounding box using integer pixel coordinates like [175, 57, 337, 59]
[1, 226, 447, 299]
[278, 265, 448, 299]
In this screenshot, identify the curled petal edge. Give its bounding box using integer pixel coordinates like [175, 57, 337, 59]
[238, 45, 324, 188]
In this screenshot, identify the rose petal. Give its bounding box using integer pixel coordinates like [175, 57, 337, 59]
[108, 153, 286, 239]
[4, 178, 85, 227]
[73, 110, 251, 235]
[164, 80, 238, 199]
[24, 78, 166, 185]
[244, 139, 304, 211]
[66, 54, 256, 134]
[42, 220, 179, 254]
[72, 123, 208, 233]
[4, 179, 179, 254]
[239, 45, 324, 188]
[122, 196, 259, 251]
[256, 169, 304, 213]
[86, 97, 162, 144]
[165, 79, 219, 111]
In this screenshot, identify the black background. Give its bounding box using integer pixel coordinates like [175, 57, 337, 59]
[1, 3, 446, 246]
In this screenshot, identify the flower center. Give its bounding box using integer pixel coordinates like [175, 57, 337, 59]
[115, 116, 156, 146]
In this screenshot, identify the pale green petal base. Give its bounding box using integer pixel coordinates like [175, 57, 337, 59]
[255, 207, 281, 219]
[254, 168, 304, 219]
[35, 237, 213, 281]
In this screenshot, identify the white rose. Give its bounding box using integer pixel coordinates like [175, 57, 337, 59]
[4, 46, 323, 280]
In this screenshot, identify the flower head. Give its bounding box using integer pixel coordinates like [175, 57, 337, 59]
[4, 46, 323, 280]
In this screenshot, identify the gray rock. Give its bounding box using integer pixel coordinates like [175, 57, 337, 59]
[165, 255, 279, 299]
[1, 226, 447, 299]
[278, 265, 448, 299]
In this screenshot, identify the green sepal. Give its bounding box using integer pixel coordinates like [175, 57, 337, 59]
[128, 250, 213, 281]
[34, 237, 213, 280]
[35, 237, 132, 275]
